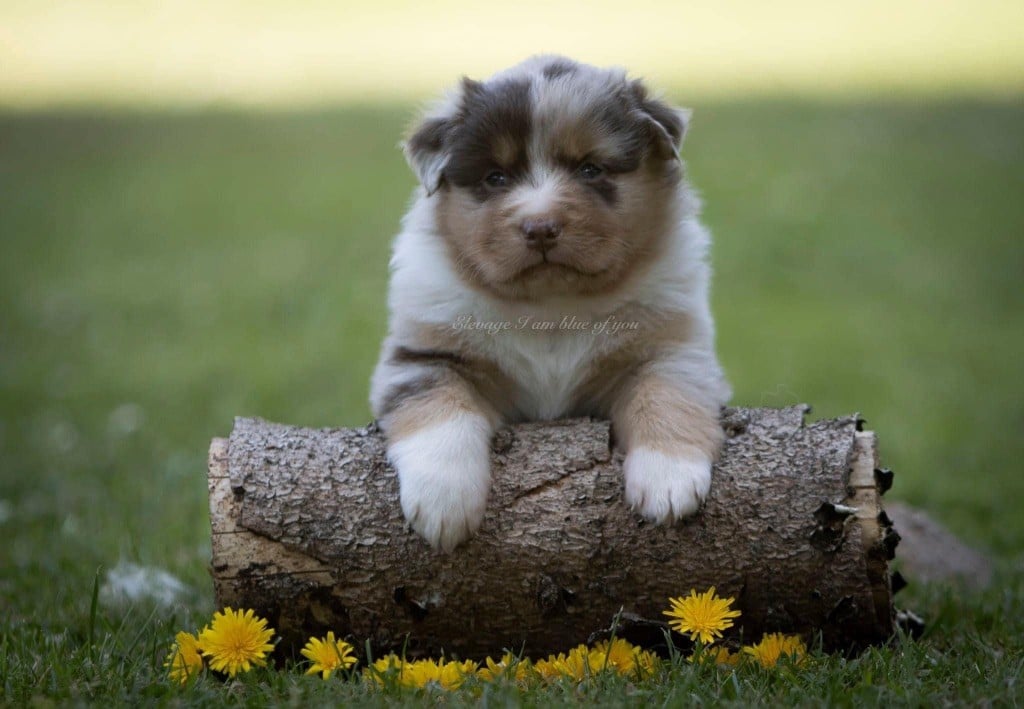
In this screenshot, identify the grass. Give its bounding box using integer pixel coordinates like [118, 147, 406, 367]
[1, 97, 1022, 704]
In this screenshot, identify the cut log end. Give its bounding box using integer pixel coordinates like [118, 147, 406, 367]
[208, 406, 898, 658]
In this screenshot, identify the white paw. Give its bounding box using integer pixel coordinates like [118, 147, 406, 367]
[623, 447, 712, 523]
[387, 413, 492, 552]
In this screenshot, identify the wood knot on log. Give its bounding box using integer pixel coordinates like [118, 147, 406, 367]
[810, 501, 858, 552]
[393, 586, 430, 622]
[874, 468, 895, 494]
[534, 574, 577, 618]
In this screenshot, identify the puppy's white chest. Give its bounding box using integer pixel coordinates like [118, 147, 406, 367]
[493, 328, 599, 420]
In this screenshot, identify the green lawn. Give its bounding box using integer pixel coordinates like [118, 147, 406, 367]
[1, 98, 1022, 704]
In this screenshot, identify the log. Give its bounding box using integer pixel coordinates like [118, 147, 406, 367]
[207, 405, 898, 659]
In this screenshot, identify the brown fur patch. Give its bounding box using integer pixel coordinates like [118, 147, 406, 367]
[610, 371, 724, 461]
[411, 325, 521, 416]
[541, 104, 645, 174]
[377, 370, 447, 418]
[435, 156, 678, 301]
[384, 372, 489, 440]
[572, 309, 694, 413]
[379, 324, 520, 426]
[491, 132, 521, 168]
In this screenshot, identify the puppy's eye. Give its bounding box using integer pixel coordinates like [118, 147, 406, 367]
[577, 162, 603, 180]
[484, 170, 508, 188]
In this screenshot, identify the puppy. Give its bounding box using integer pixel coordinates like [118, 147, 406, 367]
[370, 55, 731, 551]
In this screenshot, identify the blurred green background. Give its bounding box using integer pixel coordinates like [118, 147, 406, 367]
[1, 0, 1022, 628]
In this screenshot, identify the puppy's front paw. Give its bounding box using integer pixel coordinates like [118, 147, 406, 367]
[387, 413, 492, 552]
[623, 448, 712, 523]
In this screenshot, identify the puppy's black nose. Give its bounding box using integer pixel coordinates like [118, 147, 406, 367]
[521, 218, 561, 252]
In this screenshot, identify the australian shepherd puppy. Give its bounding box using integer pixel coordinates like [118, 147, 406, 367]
[370, 55, 731, 551]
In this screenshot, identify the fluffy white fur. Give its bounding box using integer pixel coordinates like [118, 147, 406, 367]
[623, 447, 712, 521]
[386, 411, 493, 552]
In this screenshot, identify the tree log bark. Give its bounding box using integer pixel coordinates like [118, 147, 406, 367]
[208, 405, 897, 658]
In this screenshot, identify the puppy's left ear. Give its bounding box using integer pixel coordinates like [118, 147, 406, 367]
[630, 79, 691, 160]
[403, 115, 452, 196]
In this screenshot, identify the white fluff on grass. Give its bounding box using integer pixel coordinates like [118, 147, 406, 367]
[100, 561, 188, 608]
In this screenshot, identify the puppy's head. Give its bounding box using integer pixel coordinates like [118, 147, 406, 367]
[405, 55, 691, 301]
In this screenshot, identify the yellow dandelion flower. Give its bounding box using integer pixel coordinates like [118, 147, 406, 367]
[663, 586, 742, 644]
[197, 607, 275, 677]
[434, 659, 479, 690]
[585, 639, 661, 679]
[636, 647, 661, 678]
[590, 638, 649, 677]
[399, 658, 478, 690]
[363, 654, 413, 687]
[534, 641, 659, 683]
[405, 658, 442, 688]
[300, 631, 357, 679]
[689, 645, 740, 667]
[533, 648, 580, 682]
[743, 633, 807, 668]
[548, 645, 592, 681]
[478, 652, 532, 683]
[165, 631, 204, 685]
[532, 654, 566, 682]
[569, 645, 596, 681]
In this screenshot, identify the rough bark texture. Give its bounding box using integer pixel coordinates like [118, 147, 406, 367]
[208, 405, 898, 659]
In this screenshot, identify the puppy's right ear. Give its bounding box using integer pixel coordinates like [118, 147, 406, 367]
[403, 116, 451, 196]
[402, 78, 482, 195]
